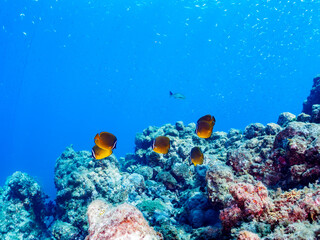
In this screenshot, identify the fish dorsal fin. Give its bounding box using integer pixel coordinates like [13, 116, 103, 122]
[198, 115, 212, 123]
[94, 133, 99, 140]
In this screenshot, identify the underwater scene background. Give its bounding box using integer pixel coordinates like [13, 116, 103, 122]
[1, 0, 320, 239]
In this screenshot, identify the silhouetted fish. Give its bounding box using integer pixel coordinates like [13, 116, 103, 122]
[170, 91, 186, 100]
[196, 114, 216, 138]
[152, 136, 170, 154]
[190, 147, 204, 166]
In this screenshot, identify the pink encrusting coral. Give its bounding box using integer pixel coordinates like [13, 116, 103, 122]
[237, 230, 261, 240]
[86, 200, 163, 240]
[205, 77, 320, 237]
[219, 204, 242, 230]
[229, 182, 269, 217]
[218, 179, 320, 230]
[266, 186, 320, 225]
[219, 182, 271, 229]
[225, 114, 320, 189]
[226, 135, 281, 186]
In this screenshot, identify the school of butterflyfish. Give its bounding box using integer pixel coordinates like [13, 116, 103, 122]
[91, 114, 216, 166]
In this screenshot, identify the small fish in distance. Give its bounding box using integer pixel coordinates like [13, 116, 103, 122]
[169, 91, 186, 100]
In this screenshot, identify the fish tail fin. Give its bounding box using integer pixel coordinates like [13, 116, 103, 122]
[169, 91, 173, 96]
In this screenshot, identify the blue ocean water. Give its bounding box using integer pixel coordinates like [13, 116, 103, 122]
[1, 0, 319, 199]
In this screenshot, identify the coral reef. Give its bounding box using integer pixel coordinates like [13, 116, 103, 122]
[121, 121, 222, 237]
[1, 75, 320, 239]
[85, 199, 162, 240]
[303, 74, 320, 115]
[0, 172, 52, 239]
[52, 146, 142, 239]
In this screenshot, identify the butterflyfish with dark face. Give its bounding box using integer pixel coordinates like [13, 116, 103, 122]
[196, 114, 216, 138]
[190, 147, 204, 166]
[198, 114, 215, 123]
[91, 145, 113, 160]
[152, 136, 170, 154]
[94, 132, 117, 150]
[169, 91, 186, 100]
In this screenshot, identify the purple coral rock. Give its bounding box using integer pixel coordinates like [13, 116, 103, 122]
[272, 121, 320, 183]
[229, 182, 269, 217]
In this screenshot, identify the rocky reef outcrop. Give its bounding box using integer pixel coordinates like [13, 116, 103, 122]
[86, 199, 162, 240]
[303, 74, 320, 115]
[51, 146, 144, 239]
[1, 75, 320, 239]
[0, 172, 52, 239]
